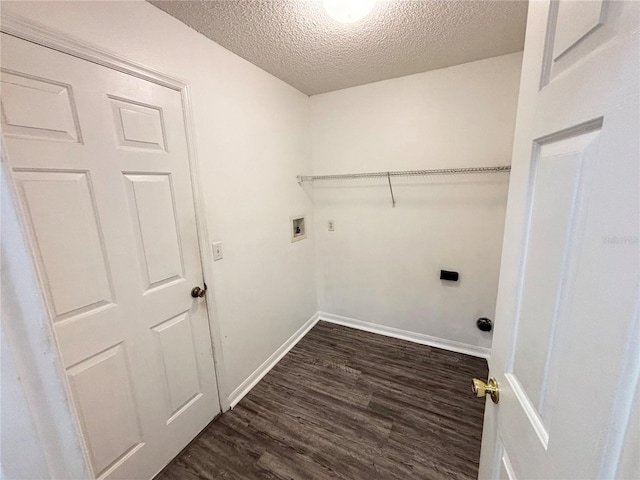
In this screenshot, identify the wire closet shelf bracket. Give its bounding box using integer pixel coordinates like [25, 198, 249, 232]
[297, 165, 511, 208]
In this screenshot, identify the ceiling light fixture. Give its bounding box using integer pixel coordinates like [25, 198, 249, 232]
[323, 0, 376, 23]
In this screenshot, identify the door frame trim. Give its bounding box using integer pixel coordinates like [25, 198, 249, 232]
[1, 8, 230, 416]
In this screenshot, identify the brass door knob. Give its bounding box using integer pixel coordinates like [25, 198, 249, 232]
[472, 377, 499, 404]
[191, 284, 207, 298]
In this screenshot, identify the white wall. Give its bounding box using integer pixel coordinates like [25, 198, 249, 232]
[2, 0, 318, 399]
[310, 53, 523, 350]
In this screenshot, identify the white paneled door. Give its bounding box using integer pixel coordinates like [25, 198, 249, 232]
[478, 1, 639, 479]
[1, 34, 221, 479]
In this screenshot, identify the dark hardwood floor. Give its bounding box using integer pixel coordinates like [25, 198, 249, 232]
[156, 321, 489, 480]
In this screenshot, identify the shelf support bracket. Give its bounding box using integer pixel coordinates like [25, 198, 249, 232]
[387, 172, 396, 208]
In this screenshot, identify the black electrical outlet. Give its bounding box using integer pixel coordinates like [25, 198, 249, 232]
[440, 270, 459, 281]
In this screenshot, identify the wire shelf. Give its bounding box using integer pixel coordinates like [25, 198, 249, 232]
[297, 165, 510, 183]
[296, 165, 511, 208]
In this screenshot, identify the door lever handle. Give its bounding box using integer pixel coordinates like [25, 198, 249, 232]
[472, 377, 499, 404]
[191, 284, 207, 298]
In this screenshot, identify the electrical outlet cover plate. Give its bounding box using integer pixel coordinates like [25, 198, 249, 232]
[212, 242, 223, 261]
[328, 220, 335, 231]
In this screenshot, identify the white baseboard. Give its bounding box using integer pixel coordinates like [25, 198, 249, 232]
[318, 312, 491, 360]
[228, 311, 489, 408]
[228, 312, 320, 408]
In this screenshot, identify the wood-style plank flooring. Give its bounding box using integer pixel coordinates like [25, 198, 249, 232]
[156, 321, 489, 480]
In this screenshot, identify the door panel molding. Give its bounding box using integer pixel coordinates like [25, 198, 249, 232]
[1, 69, 83, 143]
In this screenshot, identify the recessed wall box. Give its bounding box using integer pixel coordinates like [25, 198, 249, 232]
[291, 215, 306, 242]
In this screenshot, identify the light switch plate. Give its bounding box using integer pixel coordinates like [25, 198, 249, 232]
[212, 242, 223, 261]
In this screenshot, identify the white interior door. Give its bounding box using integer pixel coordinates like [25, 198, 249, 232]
[477, 1, 639, 479]
[1, 34, 221, 479]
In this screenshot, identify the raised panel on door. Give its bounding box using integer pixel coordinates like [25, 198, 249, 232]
[151, 312, 203, 423]
[540, 0, 626, 89]
[552, 0, 605, 57]
[509, 122, 602, 447]
[12, 170, 114, 322]
[123, 173, 185, 293]
[109, 96, 167, 152]
[66, 344, 144, 478]
[1, 69, 82, 142]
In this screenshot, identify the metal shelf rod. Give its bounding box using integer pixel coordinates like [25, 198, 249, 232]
[297, 165, 511, 183]
[297, 165, 510, 208]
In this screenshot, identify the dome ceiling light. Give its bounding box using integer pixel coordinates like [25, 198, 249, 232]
[323, 0, 376, 23]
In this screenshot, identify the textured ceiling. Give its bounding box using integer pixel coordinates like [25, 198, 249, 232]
[150, 0, 528, 95]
